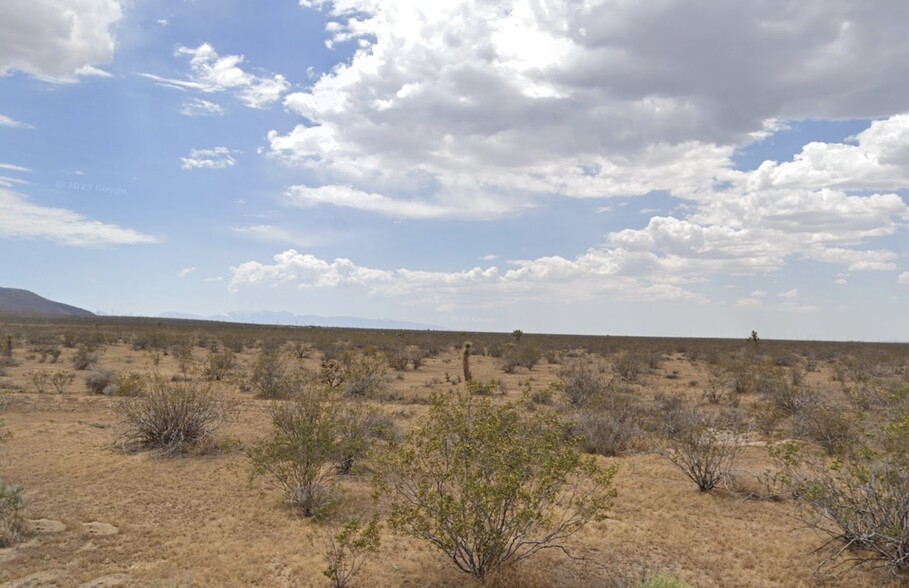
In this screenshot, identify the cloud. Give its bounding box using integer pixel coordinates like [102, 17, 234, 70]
[141, 43, 290, 109]
[750, 290, 768, 298]
[178, 98, 225, 117]
[735, 297, 763, 308]
[181, 147, 237, 170]
[232, 224, 328, 246]
[0, 188, 157, 246]
[779, 288, 799, 298]
[269, 1, 909, 217]
[0, 163, 31, 173]
[228, 248, 708, 310]
[0, 114, 33, 129]
[835, 278, 848, 285]
[481, 254, 498, 261]
[899, 272, 909, 285]
[178, 267, 196, 278]
[0, 0, 121, 82]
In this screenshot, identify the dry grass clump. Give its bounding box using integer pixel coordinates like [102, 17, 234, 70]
[117, 378, 227, 455]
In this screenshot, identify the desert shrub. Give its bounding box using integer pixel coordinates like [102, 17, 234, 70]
[320, 359, 346, 388]
[172, 341, 195, 376]
[500, 345, 542, 373]
[322, 515, 382, 588]
[0, 394, 25, 548]
[109, 372, 146, 397]
[795, 431, 909, 575]
[795, 405, 858, 456]
[661, 410, 742, 492]
[28, 371, 50, 393]
[761, 370, 814, 414]
[85, 368, 116, 394]
[71, 344, 99, 370]
[250, 347, 291, 399]
[0, 481, 25, 548]
[466, 378, 501, 396]
[702, 365, 733, 404]
[342, 352, 389, 398]
[649, 392, 688, 439]
[118, 379, 226, 455]
[49, 370, 75, 394]
[559, 358, 608, 406]
[613, 351, 647, 383]
[569, 383, 642, 456]
[375, 391, 616, 581]
[386, 346, 410, 371]
[204, 348, 235, 381]
[248, 386, 361, 516]
[406, 346, 428, 369]
[749, 401, 786, 438]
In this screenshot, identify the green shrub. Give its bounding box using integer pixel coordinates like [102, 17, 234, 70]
[342, 352, 389, 398]
[794, 415, 909, 574]
[118, 378, 226, 455]
[248, 386, 370, 516]
[250, 347, 291, 399]
[322, 515, 381, 588]
[0, 481, 24, 547]
[375, 391, 616, 581]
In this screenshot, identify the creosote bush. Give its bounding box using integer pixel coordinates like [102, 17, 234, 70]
[248, 385, 384, 517]
[660, 410, 742, 492]
[250, 347, 291, 399]
[322, 515, 382, 588]
[0, 481, 24, 548]
[375, 390, 616, 581]
[118, 378, 226, 455]
[791, 415, 909, 575]
[0, 393, 25, 547]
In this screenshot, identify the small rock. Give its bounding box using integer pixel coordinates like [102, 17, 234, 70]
[78, 573, 129, 588]
[82, 522, 119, 536]
[25, 519, 66, 534]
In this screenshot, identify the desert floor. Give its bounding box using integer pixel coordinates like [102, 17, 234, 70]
[0, 326, 906, 587]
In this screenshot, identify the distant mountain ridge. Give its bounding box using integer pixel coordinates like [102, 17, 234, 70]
[158, 310, 443, 331]
[0, 287, 95, 317]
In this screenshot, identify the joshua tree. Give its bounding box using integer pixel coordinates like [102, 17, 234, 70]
[461, 342, 472, 383]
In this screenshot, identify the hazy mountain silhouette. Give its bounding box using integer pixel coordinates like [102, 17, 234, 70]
[0, 287, 95, 317]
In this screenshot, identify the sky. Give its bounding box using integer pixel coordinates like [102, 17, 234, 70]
[1, 0, 909, 341]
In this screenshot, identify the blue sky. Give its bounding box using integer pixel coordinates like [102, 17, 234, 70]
[1, 1, 909, 340]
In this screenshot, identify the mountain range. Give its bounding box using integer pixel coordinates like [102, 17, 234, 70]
[0, 287, 95, 317]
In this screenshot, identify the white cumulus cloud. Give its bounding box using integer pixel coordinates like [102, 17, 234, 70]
[0, 0, 121, 82]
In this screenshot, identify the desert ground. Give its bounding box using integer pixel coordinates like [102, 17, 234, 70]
[1, 317, 908, 587]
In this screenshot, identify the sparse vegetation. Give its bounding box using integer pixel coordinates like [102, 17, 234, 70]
[2, 316, 909, 585]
